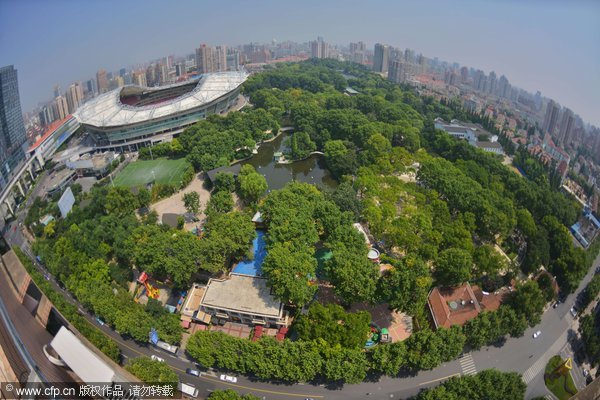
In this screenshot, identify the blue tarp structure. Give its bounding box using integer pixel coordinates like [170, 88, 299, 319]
[232, 230, 267, 277]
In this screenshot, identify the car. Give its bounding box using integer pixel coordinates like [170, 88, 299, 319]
[151, 355, 164, 362]
[583, 369, 589, 377]
[552, 301, 560, 308]
[186, 368, 200, 377]
[533, 330, 542, 338]
[570, 307, 578, 317]
[219, 374, 237, 383]
[94, 316, 105, 326]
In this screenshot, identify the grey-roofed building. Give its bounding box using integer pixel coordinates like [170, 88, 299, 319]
[198, 273, 289, 327]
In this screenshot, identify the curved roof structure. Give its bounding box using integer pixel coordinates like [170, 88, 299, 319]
[74, 71, 248, 128]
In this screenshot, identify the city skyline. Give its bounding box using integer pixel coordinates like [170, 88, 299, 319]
[0, 0, 599, 126]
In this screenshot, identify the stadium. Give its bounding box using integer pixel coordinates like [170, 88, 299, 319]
[74, 71, 248, 150]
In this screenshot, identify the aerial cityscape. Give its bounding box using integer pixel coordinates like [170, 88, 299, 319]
[0, 1, 599, 399]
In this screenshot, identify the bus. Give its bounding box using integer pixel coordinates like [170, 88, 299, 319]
[155, 340, 179, 354]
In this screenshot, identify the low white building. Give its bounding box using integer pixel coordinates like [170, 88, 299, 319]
[197, 274, 289, 327]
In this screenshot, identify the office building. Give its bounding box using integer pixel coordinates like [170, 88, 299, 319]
[96, 69, 108, 94]
[196, 44, 215, 74]
[0, 66, 27, 192]
[543, 99, 560, 135]
[373, 43, 390, 74]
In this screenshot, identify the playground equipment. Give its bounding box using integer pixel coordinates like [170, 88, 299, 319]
[365, 324, 392, 348]
[137, 271, 160, 300]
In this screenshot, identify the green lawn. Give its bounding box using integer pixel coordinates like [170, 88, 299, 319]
[544, 355, 578, 400]
[113, 158, 190, 187]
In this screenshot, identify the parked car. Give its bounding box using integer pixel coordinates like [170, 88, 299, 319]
[570, 307, 578, 317]
[220, 374, 237, 383]
[151, 355, 164, 362]
[533, 330, 542, 339]
[94, 316, 105, 326]
[186, 368, 200, 377]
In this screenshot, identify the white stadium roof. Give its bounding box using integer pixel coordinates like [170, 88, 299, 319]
[74, 71, 247, 128]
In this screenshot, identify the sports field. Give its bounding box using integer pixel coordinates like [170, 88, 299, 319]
[113, 158, 190, 187]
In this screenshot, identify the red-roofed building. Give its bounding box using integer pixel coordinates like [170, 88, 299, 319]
[428, 283, 509, 329]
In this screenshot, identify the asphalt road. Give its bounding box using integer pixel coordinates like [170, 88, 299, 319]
[4, 197, 600, 399]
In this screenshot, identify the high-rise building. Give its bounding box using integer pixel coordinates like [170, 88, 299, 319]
[226, 49, 240, 71]
[487, 71, 497, 95]
[175, 63, 185, 77]
[85, 79, 97, 96]
[474, 70, 485, 91]
[146, 65, 157, 86]
[373, 43, 390, 74]
[154, 63, 168, 85]
[96, 69, 108, 94]
[543, 99, 560, 135]
[38, 104, 54, 127]
[460, 66, 469, 83]
[215, 45, 227, 72]
[53, 95, 68, 120]
[53, 84, 61, 98]
[132, 70, 147, 86]
[66, 82, 83, 114]
[557, 108, 574, 146]
[349, 41, 366, 64]
[0, 65, 27, 192]
[310, 38, 329, 59]
[196, 44, 215, 73]
[498, 75, 510, 98]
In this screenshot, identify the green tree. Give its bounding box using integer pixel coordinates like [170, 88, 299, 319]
[325, 244, 378, 305]
[137, 188, 151, 208]
[207, 390, 261, 400]
[214, 171, 236, 192]
[435, 248, 473, 286]
[105, 187, 138, 216]
[183, 191, 201, 214]
[294, 303, 371, 349]
[238, 164, 268, 204]
[125, 357, 178, 386]
[261, 242, 317, 307]
[206, 190, 234, 215]
[509, 280, 546, 326]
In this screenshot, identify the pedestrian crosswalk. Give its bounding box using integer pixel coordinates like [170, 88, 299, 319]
[459, 353, 477, 376]
[522, 356, 546, 384]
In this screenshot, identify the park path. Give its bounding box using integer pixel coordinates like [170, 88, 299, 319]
[150, 173, 211, 227]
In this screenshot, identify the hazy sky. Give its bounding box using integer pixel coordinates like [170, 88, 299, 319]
[1, 0, 598, 125]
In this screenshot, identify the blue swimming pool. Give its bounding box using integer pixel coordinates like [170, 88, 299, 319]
[232, 230, 267, 276]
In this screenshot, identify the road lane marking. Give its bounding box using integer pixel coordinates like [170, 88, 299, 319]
[418, 373, 460, 385]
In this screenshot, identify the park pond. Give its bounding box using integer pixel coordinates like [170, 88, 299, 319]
[238, 132, 337, 192]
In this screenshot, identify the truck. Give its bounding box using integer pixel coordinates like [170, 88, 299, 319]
[155, 340, 179, 354]
[177, 383, 198, 398]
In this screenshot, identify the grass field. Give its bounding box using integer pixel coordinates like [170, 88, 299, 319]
[113, 158, 190, 187]
[544, 356, 578, 400]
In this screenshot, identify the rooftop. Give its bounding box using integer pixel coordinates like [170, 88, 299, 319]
[200, 274, 283, 319]
[182, 283, 205, 318]
[75, 71, 247, 128]
[28, 115, 74, 152]
[428, 283, 481, 329]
